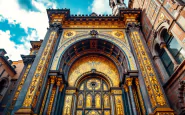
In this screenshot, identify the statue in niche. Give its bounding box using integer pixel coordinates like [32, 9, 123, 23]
[86, 94, 92, 108]
[78, 95, 83, 108]
[65, 106, 70, 115]
[95, 95, 101, 108]
[104, 95, 109, 107]
[64, 97, 71, 115]
[117, 98, 123, 115]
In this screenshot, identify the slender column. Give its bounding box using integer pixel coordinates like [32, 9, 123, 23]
[39, 81, 50, 114]
[55, 84, 64, 115]
[72, 94, 77, 115]
[123, 85, 132, 115]
[160, 43, 179, 70]
[110, 93, 115, 115]
[153, 55, 169, 83]
[135, 78, 146, 115]
[51, 78, 62, 115]
[126, 78, 137, 115]
[43, 76, 55, 114]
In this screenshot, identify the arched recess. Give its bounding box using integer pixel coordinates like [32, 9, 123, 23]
[52, 38, 134, 85]
[51, 33, 137, 71]
[150, 20, 170, 57]
[155, 20, 170, 43]
[0, 77, 9, 94]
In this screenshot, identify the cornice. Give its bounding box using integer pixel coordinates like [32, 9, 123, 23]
[46, 8, 141, 29]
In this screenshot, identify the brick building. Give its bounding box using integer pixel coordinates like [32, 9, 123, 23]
[0, 0, 185, 114]
[129, 0, 185, 114]
[0, 49, 24, 114]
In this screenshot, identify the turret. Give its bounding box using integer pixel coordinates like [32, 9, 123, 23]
[109, 0, 126, 15]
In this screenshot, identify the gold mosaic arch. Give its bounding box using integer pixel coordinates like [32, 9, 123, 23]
[68, 55, 120, 87]
[51, 31, 137, 70]
[74, 71, 114, 87]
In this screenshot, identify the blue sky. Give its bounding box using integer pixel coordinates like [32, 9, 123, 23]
[0, 0, 128, 61]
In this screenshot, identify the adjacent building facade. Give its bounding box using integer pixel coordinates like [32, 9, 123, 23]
[0, 0, 185, 115]
[129, 0, 185, 114]
[0, 49, 24, 114]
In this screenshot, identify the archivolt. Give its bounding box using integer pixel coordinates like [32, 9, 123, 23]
[51, 33, 137, 70]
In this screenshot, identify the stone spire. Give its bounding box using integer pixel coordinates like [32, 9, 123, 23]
[109, 0, 126, 15]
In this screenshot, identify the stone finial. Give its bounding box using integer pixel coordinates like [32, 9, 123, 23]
[0, 49, 7, 56]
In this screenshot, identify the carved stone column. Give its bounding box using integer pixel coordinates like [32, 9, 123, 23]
[72, 93, 77, 115]
[126, 23, 174, 114]
[15, 24, 61, 114]
[57, 84, 65, 115]
[39, 81, 50, 114]
[153, 55, 169, 83]
[4, 55, 35, 114]
[135, 78, 146, 115]
[160, 43, 179, 70]
[126, 77, 137, 115]
[43, 76, 56, 114]
[123, 84, 132, 115]
[51, 78, 62, 115]
[110, 93, 115, 115]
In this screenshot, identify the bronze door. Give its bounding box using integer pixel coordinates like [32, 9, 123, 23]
[76, 76, 111, 115]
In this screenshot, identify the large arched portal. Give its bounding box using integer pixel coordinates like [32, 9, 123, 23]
[59, 38, 138, 115]
[11, 8, 175, 115]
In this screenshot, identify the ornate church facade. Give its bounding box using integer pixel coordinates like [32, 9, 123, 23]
[1, 0, 185, 115]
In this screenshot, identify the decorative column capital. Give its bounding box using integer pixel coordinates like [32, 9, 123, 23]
[160, 43, 166, 49]
[153, 55, 160, 61]
[59, 84, 64, 92]
[21, 55, 36, 64]
[123, 85, 129, 92]
[135, 78, 139, 86]
[50, 76, 56, 84]
[49, 23, 62, 31]
[56, 78, 62, 86]
[126, 77, 133, 86]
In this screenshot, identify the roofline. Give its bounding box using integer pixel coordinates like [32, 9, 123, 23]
[0, 56, 16, 74]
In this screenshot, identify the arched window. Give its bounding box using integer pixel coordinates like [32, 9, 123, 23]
[0, 78, 9, 94]
[76, 76, 111, 114]
[158, 29, 185, 76]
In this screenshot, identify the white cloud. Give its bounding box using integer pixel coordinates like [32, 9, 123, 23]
[0, 30, 31, 61]
[90, 0, 112, 14]
[0, 0, 57, 61]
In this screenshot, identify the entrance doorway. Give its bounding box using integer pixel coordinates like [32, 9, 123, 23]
[76, 75, 111, 115]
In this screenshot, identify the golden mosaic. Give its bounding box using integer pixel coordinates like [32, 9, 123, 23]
[63, 95, 73, 115]
[130, 31, 166, 108]
[68, 55, 120, 87]
[22, 31, 58, 107]
[64, 30, 76, 38]
[111, 31, 125, 41]
[115, 95, 124, 115]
